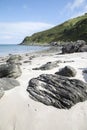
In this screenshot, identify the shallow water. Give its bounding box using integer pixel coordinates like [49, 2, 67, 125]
[0, 44, 48, 56]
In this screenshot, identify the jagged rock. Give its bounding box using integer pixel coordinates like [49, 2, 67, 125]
[55, 66, 76, 77]
[7, 55, 22, 65]
[33, 61, 61, 70]
[27, 74, 87, 109]
[62, 40, 86, 54]
[0, 63, 22, 78]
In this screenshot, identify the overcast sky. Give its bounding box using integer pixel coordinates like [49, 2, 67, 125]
[0, 0, 87, 44]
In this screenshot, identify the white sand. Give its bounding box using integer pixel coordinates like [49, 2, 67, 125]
[0, 51, 87, 130]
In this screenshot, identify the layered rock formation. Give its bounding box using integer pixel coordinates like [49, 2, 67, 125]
[27, 74, 87, 109]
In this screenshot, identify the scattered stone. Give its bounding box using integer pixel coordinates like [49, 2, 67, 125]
[50, 42, 58, 46]
[55, 66, 77, 77]
[29, 55, 36, 60]
[27, 74, 87, 109]
[25, 53, 29, 56]
[63, 60, 74, 63]
[33, 61, 61, 70]
[23, 60, 31, 63]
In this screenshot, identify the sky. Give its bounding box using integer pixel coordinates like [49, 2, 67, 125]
[0, 0, 87, 44]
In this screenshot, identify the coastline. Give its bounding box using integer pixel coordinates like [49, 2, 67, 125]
[0, 44, 49, 57]
[0, 47, 87, 130]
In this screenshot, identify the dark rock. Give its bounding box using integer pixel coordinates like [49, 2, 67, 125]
[27, 74, 87, 109]
[62, 40, 86, 54]
[0, 78, 20, 90]
[55, 66, 77, 77]
[83, 69, 87, 73]
[23, 60, 31, 63]
[63, 60, 74, 63]
[50, 42, 58, 46]
[29, 55, 36, 60]
[33, 61, 61, 70]
[0, 63, 22, 78]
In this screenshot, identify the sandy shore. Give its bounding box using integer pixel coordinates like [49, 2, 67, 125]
[0, 47, 87, 130]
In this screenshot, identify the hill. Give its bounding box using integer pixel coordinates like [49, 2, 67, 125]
[21, 13, 87, 45]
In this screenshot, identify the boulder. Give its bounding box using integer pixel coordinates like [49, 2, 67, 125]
[62, 40, 86, 54]
[7, 55, 22, 65]
[33, 61, 61, 70]
[55, 66, 76, 77]
[0, 63, 22, 78]
[27, 74, 87, 109]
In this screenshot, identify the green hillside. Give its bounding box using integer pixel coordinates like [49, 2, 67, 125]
[21, 13, 87, 45]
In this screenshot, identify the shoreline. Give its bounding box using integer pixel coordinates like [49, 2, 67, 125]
[0, 46, 61, 64]
[0, 48, 87, 130]
[0, 44, 50, 57]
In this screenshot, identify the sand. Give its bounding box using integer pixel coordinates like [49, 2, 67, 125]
[0, 48, 87, 130]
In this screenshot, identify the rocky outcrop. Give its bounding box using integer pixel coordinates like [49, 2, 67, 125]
[55, 66, 77, 77]
[62, 40, 87, 54]
[33, 61, 61, 70]
[0, 63, 22, 78]
[27, 74, 87, 109]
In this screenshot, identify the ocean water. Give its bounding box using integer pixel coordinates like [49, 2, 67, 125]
[0, 44, 48, 56]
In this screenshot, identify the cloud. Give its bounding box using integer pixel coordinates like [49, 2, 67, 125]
[67, 0, 85, 11]
[59, 0, 87, 21]
[0, 22, 54, 44]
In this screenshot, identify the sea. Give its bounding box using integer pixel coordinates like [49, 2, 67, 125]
[0, 44, 48, 56]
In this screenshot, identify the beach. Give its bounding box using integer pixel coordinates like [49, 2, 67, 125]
[0, 47, 87, 130]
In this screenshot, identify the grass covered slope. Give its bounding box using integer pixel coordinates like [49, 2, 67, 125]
[21, 13, 87, 45]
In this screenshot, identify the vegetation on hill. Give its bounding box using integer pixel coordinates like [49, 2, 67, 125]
[21, 13, 87, 45]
